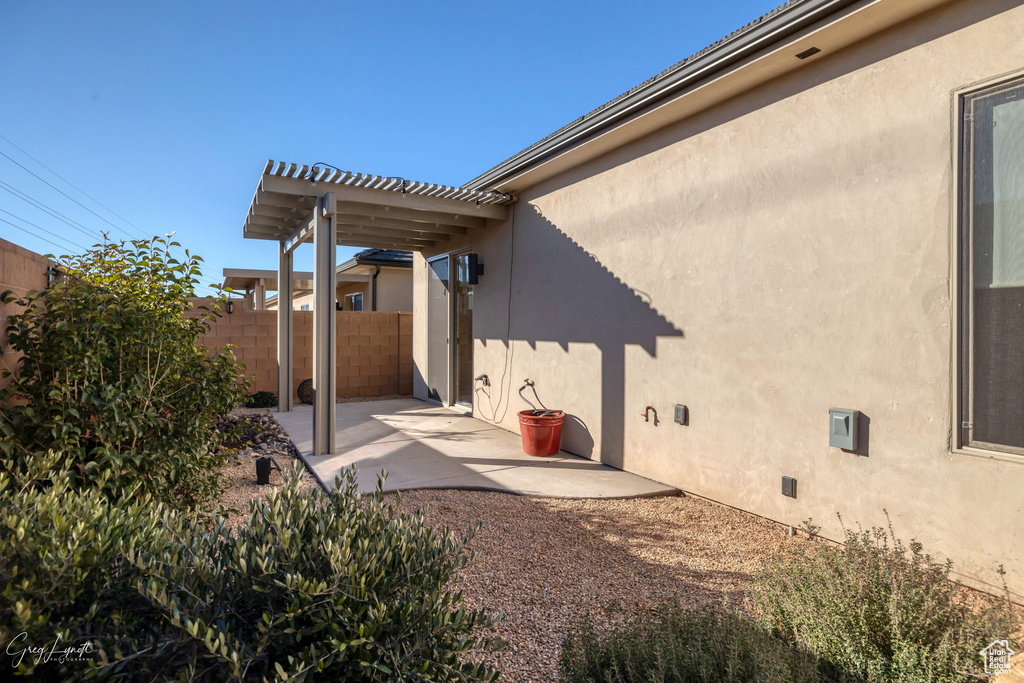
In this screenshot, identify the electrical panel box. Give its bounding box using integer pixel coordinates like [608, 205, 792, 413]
[782, 476, 797, 498]
[674, 404, 688, 426]
[829, 408, 859, 450]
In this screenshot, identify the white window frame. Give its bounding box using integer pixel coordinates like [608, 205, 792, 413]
[345, 292, 363, 312]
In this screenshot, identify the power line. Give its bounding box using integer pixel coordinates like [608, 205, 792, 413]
[0, 149, 141, 240]
[0, 208, 88, 251]
[0, 215, 83, 253]
[0, 133, 149, 239]
[0, 180, 106, 243]
[0, 138, 205, 267]
[0, 136, 226, 290]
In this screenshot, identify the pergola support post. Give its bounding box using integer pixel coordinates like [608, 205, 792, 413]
[312, 193, 337, 456]
[277, 243, 293, 413]
[253, 278, 266, 310]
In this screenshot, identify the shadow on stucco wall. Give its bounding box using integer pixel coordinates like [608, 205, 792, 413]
[479, 205, 684, 469]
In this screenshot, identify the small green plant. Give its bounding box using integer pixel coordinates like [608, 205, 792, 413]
[0, 236, 248, 508]
[243, 390, 278, 408]
[753, 514, 1019, 682]
[560, 600, 822, 683]
[0, 457, 503, 681]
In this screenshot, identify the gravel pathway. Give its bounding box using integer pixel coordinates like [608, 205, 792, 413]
[215, 409, 319, 530]
[395, 489, 803, 682]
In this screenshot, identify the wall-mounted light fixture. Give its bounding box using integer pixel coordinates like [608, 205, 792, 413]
[227, 300, 234, 314]
[45, 266, 60, 286]
[467, 253, 483, 284]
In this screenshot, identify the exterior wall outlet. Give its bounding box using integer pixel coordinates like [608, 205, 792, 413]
[829, 408, 859, 450]
[674, 404, 688, 425]
[782, 476, 797, 498]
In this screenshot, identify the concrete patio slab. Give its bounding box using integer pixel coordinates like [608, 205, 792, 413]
[274, 398, 678, 498]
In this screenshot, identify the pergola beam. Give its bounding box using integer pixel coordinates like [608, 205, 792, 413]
[256, 187, 313, 211]
[262, 174, 509, 221]
[335, 238, 426, 251]
[282, 205, 318, 255]
[335, 223, 447, 243]
[333, 212, 469, 236]
[336, 202, 487, 230]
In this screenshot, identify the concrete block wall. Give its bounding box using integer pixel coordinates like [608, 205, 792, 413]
[192, 298, 412, 399]
[0, 238, 52, 393]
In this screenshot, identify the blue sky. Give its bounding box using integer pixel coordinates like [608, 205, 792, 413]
[1, 0, 779, 293]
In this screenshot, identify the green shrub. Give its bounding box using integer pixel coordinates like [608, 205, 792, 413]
[0, 458, 502, 681]
[244, 390, 278, 408]
[0, 236, 248, 508]
[560, 600, 823, 683]
[753, 516, 1019, 682]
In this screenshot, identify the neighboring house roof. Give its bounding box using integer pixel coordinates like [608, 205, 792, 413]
[340, 249, 413, 271]
[464, 0, 935, 192]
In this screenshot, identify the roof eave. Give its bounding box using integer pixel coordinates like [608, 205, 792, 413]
[463, 0, 863, 191]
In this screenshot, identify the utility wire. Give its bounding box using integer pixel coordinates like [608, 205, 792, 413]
[0, 137, 224, 291]
[0, 133, 151, 239]
[0, 180, 221, 287]
[0, 149, 140, 240]
[0, 215, 84, 253]
[0, 180, 106, 243]
[0, 135, 148, 239]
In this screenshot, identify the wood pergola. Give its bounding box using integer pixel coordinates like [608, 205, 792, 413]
[241, 160, 515, 456]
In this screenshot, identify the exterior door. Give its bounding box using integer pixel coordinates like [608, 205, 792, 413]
[426, 255, 449, 404]
[453, 254, 475, 408]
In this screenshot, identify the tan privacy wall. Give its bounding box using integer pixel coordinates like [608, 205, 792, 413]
[0, 238, 51, 392]
[195, 302, 413, 398]
[414, 0, 1024, 598]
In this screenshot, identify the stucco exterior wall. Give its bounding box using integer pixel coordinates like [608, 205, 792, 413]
[413, 0, 1024, 597]
[376, 268, 413, 312]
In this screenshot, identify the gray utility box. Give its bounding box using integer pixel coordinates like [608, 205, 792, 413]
[829, 408, 859, 450]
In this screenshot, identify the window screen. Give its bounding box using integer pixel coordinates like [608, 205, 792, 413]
[960, 77, 1024, 454]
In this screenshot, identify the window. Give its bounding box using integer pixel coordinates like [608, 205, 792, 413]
[345, 293, 363, 311]
[958, 76, 1024, 456]
[300, 304, 309, 311]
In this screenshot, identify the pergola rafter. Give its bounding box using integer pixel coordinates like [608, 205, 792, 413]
[239, 159, 515, 456]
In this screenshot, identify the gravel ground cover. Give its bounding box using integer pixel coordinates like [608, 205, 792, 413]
[215, 408, 319, 530]
[393, 489, 802, 682]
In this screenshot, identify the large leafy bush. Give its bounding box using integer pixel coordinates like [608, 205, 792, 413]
[753, 518, 1019, 682]
[0, 237, 247, 507]
[0, 457, 501, 680]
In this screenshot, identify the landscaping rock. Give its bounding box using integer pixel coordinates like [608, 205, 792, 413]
[214, 409, 319, 530]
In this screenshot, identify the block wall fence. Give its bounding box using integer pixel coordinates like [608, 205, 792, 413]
[0, 238, 51, 393]
[191, 299, 413, 399]
[0, 240, 413, 400]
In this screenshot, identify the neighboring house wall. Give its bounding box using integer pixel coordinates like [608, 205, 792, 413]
[375, 268, 412, 312]
[338, 282, 367, 310]
[413, 0, 1024, 598]
[194, 301, 413, 397]
[0, 238, 51, 393]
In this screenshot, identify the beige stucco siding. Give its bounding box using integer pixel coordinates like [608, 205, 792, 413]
[376, 268, 413, 312]
[414, 0, 1024, 597]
